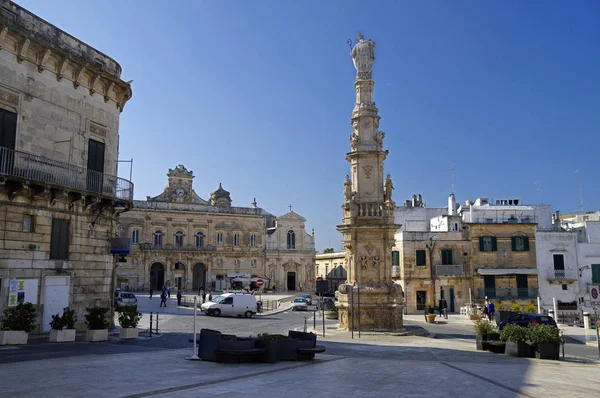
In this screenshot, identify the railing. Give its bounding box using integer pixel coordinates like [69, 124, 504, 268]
[0, 146, 133, 201]
[434, 264, 464, 277]
[358, 202, 383, 217]
[138, 243, 216, 252]
[475, 287, 539, 300]
[547, 269, 578, 281]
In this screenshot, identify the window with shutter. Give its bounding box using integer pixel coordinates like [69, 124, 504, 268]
[553, 254, 565, 270]
[50, 218, 69, 260]
[392, 251, 399, 266]
[480, 236, 496, 252]
[441, 249, 453, 265]
[416, 250, 426, 266]
[592, 264, 600, 284]
[512, 236, 529, 252]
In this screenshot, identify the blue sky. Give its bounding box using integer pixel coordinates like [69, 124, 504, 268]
[19, 1, 600, 251]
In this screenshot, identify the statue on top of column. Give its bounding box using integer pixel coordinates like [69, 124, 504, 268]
[384, 174, 394, 203]
[351, 32, 375, 79]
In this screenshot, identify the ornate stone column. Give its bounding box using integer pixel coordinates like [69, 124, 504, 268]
[336, 33, 404, 331]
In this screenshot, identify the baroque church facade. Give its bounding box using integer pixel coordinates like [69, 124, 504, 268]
[116, 165, 316, 292]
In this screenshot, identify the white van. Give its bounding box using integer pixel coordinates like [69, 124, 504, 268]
[201, 293, 257, 318]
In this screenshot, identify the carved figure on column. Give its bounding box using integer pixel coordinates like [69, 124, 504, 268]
[375, 131, 385, 149]
[344, 175, 352, 203]
[351, 32, 375, 80]
[384, 174, 394, 203]
[350, 131, 359, 151]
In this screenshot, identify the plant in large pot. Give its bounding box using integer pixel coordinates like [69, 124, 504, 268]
[85, 307, 110, 342]
[473, 319, 495, 350]
[0, 303, 37, 345]
[118, 305, 142, 340]
[325, 303, 338, 320]
[500, 323, 532, 357]
[49, 307, 77, 343]
[426, 313, 436, 324]
[254, 333, 287, 363]
[425, 302, 434, 314]
[528, 324, 562, 360]
[524, 303, 537, 314]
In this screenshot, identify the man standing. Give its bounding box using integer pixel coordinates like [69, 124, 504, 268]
[487, 300, 495, 321]
[149, 288, 153, 299]
[160, 290, 167, 307]
[177, 290, 182, 306]
[167, 286, 171, 298]
[442, 298, 448, 319]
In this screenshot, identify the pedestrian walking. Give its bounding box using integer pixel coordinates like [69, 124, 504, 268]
[177, 290, 182, 306]
[207, 291, 212, 302]
[438, 299, 443, 318]
[482, 305, 488, 319]
[442, 298, 448, 319]
[160, 290, 167, 307]
[487, 300, 495, 321]
[149, 288, 153, 299]
[167, 286, 171, 298]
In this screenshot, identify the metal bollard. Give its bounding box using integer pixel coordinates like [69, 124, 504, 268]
[304, 317, 308, 332]
[149, 312, 153, 337]
[155, 313, 159, 335]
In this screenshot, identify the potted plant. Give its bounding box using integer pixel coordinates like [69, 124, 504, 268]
[528, 324, 562, 360]
[500, 323, 532, 357]
[473, 319, 494, 350]
[325, 303, 338, 320]
[0, 303, 37, 345]
[425, 302, 434, 314]
[118, 305, 142, 340]
[524, 303, 537, 314]
[49, 307, 77, 343]
[496, 301, 505, 311]
[85, 307, 110, 342]
[510, 303, 521, 313]
[426, 313, 437, 324]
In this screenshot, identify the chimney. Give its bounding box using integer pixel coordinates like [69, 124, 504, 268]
[555, 210, 560, 231]
[448, 193, 456, 216]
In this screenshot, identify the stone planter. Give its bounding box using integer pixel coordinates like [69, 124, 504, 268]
[255, 339, 278, 363]
[0, 331, 28, 345]
[49, 329, 76, 343]
[198, 329, 221, 361]
[486, 332, 500, 342]
[119, 328, 138, 340]
[86, 329, 108, 342]
[534, 343, 560, 360]
[476, 335, 487, 351]
[488, 341, 506, 354]
[426, 314, 436, 324]
[504, 341, 533, 357]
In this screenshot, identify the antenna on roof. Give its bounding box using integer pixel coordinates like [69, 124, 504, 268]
[534, 180, 543, 205]
[450, 161, 455, 194]
[575, 169, 584, 212]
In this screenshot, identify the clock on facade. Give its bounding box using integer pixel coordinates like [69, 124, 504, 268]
[175, 188, 185, 196]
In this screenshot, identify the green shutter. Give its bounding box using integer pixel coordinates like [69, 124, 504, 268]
[592, 264, 600, 284]
[491, 237, 497, 251]
[392, 251, 399, 266]
[479, 237, 484, 251]
[511, 237, 517, 251]
[524, 237, 530, 251]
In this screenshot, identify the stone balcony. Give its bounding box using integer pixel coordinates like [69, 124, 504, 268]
[475, 288, 539, 300]
[0, 146, 133, 203]
[547, 269, 578, 282]
[137, 243, 216, 252]
[434, 264, 465, 277]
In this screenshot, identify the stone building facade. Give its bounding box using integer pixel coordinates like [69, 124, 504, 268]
[315, 251, 347, 291]
[0, 2, 133, 331]
[117, 165, 316, 293]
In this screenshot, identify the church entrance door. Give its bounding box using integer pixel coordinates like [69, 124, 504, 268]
[287, 272, 296, 291]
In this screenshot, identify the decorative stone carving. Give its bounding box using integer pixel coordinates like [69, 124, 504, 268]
[359, 255, 369, 269]
[344, 175, 352, 203]
[362, 165, 373, 179]
[89, 123, 107, 138]
[375, 131, 385, 149]
[350, 132, 359, 151]
[0, 89, 19, 106]
[351, 32, 375, 77]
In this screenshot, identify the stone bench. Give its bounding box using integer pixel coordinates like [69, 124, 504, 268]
[297, 345, 326, 360]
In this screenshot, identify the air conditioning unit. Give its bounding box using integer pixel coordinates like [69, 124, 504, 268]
[590, 285, 600, 302]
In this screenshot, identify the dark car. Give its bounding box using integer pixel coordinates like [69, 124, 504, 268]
[498, 313, 557, 330]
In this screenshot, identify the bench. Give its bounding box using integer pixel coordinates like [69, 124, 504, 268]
[297, 345, 326, 360]
[214, 348, 267, 363]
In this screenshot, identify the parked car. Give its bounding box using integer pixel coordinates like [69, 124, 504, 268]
[114, 291, 137, 311]
[201, 293, 257, 318]
[300, 293, 313, 305]
[498, 313, 557, 330]
[291, 298, 308, 311]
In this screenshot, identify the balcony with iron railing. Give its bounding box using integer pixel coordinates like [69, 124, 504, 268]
[434, 264, 465, 277]
[0, 147, 133, 201]
[138, 243, 216, 252]
[547, 269, 578, 281]
[474, 287, 539, 300]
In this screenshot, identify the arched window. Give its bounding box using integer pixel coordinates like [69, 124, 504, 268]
[250, 234, 256, 248]
[287, 230, 296, 249]
[195, 232, 204, 248]
[175, 231, 184, 247]
[234, 233, 240, 247]
[154, 230, 163, 246]
[217, 232, 223, 246]
[131, 229, 140, 244]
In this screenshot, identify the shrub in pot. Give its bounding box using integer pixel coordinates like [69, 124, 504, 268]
[510, 303, 521, 313]
[524, 303, 537, 314]
[473, 319, 494, 350]
[325, 304, 338, 319]
[425, 302, 434, 314]
[85, 307, 110, 342]
[426, 313, 436, 324]
[500, 324, 532, 357]
[528, 324, 562, 360]
[0, 303, 37, 345]
[49, 307, 77, 343]
[118, 306, 142, 340]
